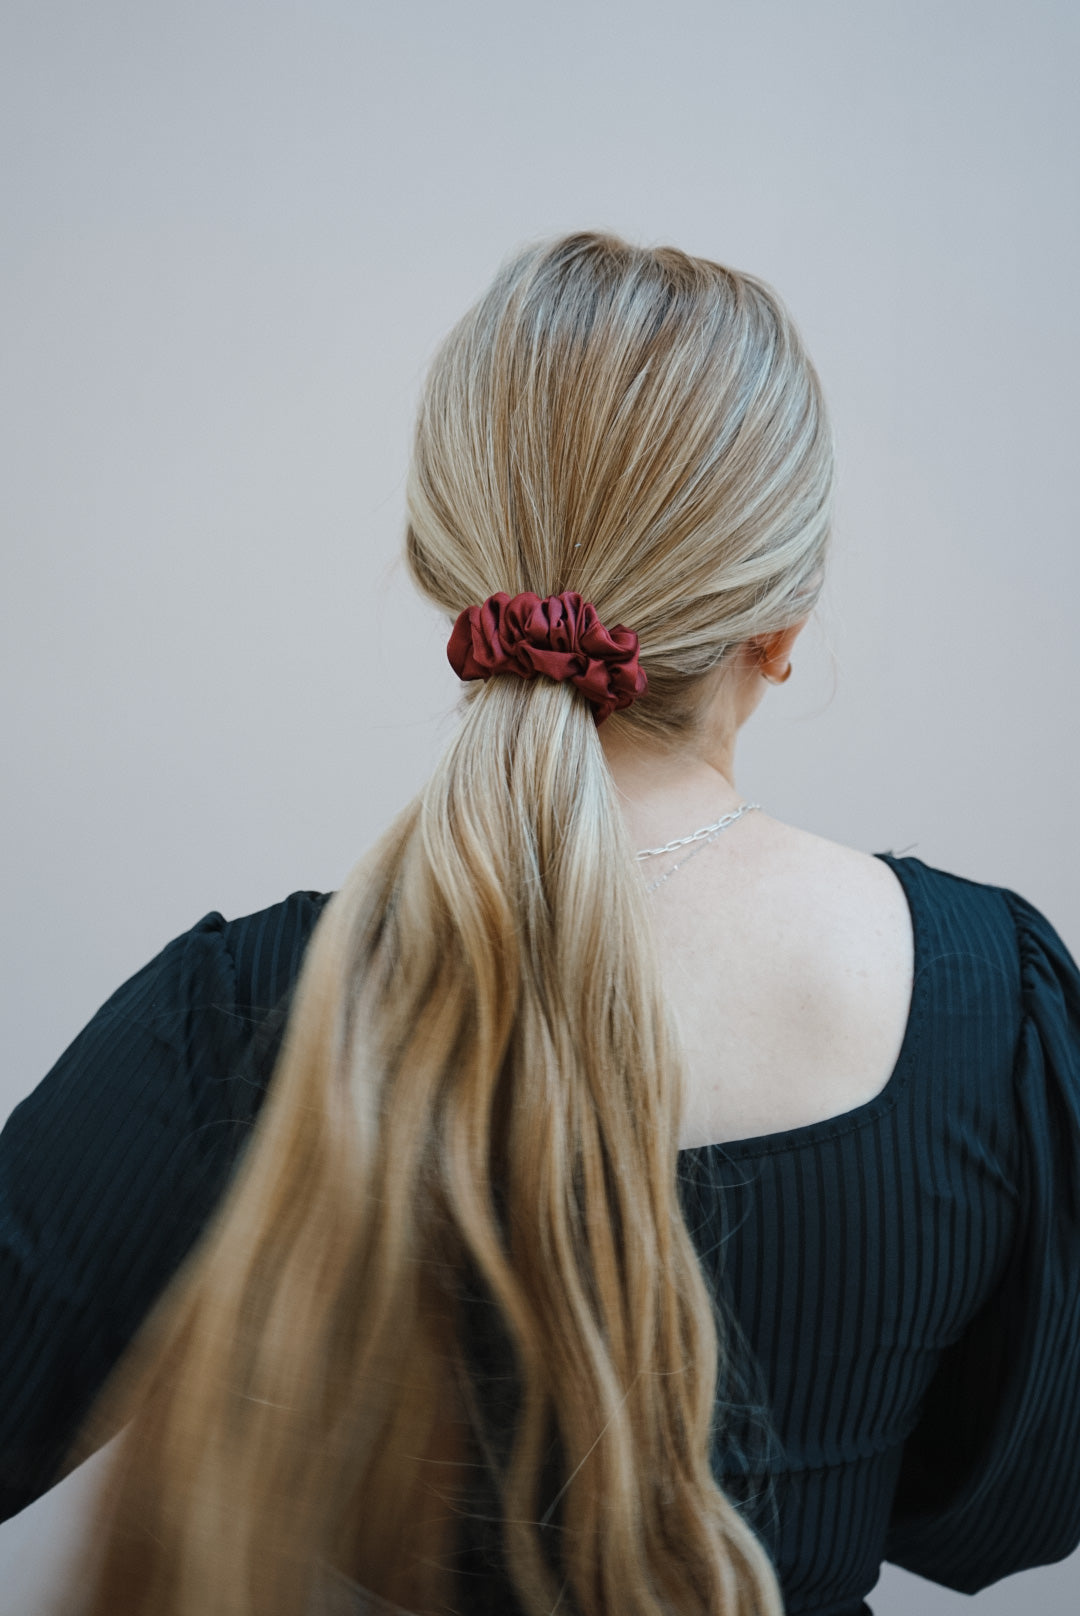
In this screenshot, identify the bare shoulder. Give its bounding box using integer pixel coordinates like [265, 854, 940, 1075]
[733, 814, 914, 985]
[724, 810, 898, 904]
[659, 812, 917, 1146]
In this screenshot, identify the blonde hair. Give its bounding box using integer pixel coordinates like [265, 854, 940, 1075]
[73, 231, 833, 1615]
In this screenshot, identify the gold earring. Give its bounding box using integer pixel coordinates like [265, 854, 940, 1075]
[762, 661, 793, 685]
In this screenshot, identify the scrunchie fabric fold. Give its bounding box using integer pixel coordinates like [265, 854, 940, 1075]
[446, 590, 648, 724]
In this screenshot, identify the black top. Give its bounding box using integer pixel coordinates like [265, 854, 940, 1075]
[3, 851, 1080, 1616]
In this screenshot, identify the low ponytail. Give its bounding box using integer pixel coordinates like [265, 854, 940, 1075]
[75, 230, 832, 1614]
[399, 673, 774, 1612]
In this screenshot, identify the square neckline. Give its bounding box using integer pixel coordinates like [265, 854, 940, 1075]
[677, 851, 928, 1161]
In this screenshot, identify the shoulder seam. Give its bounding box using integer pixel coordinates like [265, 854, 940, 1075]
[888, 853, 1013, 901]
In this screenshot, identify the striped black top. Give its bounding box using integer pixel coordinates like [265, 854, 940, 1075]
[2, 851, 1079, 1615]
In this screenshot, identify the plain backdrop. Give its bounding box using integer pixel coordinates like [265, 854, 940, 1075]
[1, 2, 1077, 1611]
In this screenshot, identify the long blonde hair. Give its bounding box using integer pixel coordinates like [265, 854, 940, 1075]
[73, 231, 833, 1615]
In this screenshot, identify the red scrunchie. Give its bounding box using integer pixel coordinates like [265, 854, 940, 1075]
[446, 590, 647, 725]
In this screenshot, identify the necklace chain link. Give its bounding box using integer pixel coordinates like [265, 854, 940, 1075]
[636, 802, 762, 858]
[636, 801, 762, 894]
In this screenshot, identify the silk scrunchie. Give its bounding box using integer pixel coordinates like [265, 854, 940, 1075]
[446, 590, 648, 725]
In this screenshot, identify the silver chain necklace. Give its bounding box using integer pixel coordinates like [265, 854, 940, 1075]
[636, 801, 762, 893]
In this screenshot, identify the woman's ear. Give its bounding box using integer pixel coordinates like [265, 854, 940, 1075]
[747, 613, 810, 679]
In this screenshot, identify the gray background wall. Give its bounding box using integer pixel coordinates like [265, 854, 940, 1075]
[1, 1, 1077, 1610]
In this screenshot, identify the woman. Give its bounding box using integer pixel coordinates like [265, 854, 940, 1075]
[2, 231, 1079, 1616]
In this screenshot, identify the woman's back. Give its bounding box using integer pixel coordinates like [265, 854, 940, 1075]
[5, 838, 1078, 1615]
[3, 837, 1080, 1612]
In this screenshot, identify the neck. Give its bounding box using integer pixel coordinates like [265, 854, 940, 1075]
[597, 721, 748, 854]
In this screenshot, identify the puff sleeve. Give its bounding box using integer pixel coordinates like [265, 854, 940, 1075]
[884, 886, 1080, 1591]
[0, 912, 253, 1522]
